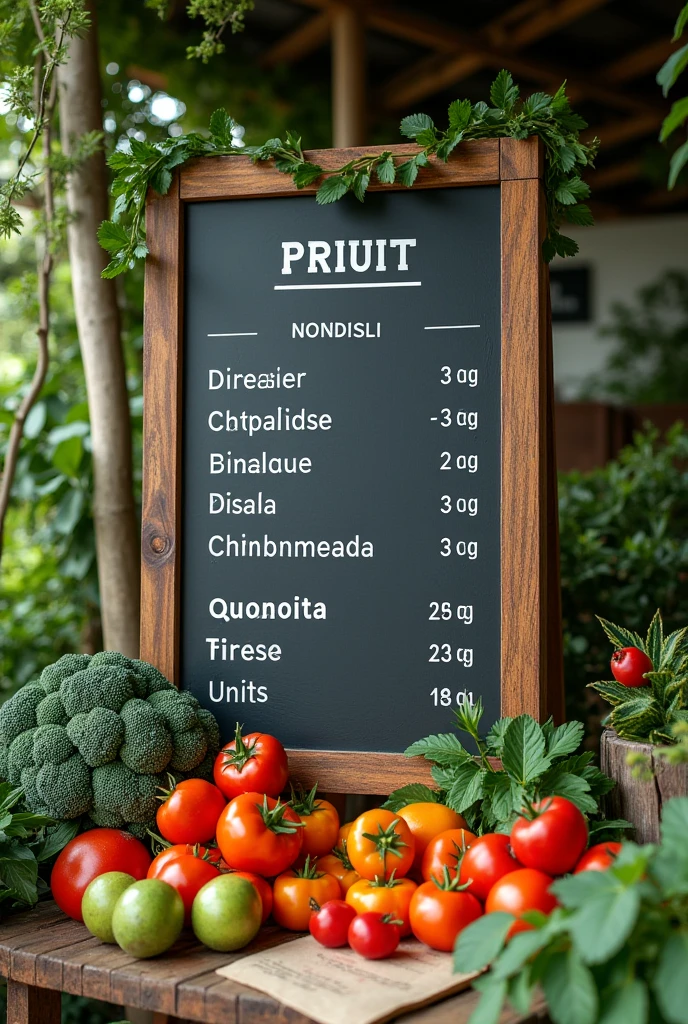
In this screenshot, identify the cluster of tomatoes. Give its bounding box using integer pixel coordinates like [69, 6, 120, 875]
[50, 723, 623, 962]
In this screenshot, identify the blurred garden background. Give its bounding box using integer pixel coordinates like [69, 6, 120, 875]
[1, 0, 688, 739]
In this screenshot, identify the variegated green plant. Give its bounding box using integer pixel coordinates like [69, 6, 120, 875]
[589, 611, 688, 744]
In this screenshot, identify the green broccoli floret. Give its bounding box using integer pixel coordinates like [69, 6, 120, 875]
[91, 763, 163, 826]
[0, 743, 8, 780]
[40, 654, 91, 693]
[197, 707, 221, 754]
[36, 693, 69, 727]
[6, 728, 37, 785]
[126, 819, 156, 841]
[60, 667, 135, 716]
[33, 725, 75, 768]
[19, 766, 46, 812]
[170, 725, 207, 772]
[191, 751, 216, 782]
[119, 699, 172, 774]
[66, 707, 124, 767]
[36, 753, 92, 818]
[147, 689, 199, 733]
[130, 660, 172, 696]
[0, 684, 45, 745]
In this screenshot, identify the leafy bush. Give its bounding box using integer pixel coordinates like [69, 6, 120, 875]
[559, 425, 688, 727]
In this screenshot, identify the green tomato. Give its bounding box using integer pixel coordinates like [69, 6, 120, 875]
[192, 874, 262, 952]
[82, 872, 136, 943]
[112, 879, 184, 958]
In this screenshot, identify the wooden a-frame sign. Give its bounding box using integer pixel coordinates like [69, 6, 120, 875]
[140, 136, 563, 794]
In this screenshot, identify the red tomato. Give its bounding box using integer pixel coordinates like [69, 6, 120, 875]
[148, 843, 224, 878]
[156, 778, 226, 845]
[510, 797, 588, 876]
[421, 828, 476, 884]
[348, 912, 402, 960]
[486, 868, 557, 936]
[347, 810, 415, 881]
[213, 723, 289, 800]
[611, 647, 653, 688]
[409, 879, 482, 952]
[458, 833, 522, 901]
[150, 853, 220, 924]
[229, 871, 273, 923]
[574, 842, 622, 874]
[345, 875, 417, 936]
[51, 829, 151, 921]
[309, 899, 357, 948]
[292, 786, 340, 858]
[216, 792, 304, 876]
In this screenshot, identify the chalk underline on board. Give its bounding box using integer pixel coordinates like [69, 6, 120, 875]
[207, 332, 259, 337]
[273, 281, 422, 291]
[424, 324, 481, 331]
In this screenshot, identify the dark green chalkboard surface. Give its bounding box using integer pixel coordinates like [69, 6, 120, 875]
[180, 187, 500, 751]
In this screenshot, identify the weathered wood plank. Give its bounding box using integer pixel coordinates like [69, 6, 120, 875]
[6, 978, 60, 1024]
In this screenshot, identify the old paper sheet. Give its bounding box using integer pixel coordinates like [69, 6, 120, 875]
[216, 935, 478, 1024]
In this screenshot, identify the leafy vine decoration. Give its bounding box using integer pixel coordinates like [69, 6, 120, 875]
[98, 70, 598, 278]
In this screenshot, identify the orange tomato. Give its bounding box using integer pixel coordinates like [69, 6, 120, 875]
[338, 822, 353, 845]
[291, 786, 340, 858]
[397, 803, 468, 871]
[409, 879, 482, 951]
[229, 870, 273, 923]
[421, 828, 477, 884]
[347, 809, 415, 881]
[272, 856, 341, 931]
[346, 875, 417, 936]
[317, 852, 360, 896]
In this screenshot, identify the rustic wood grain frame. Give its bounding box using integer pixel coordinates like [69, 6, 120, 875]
[141, 136, 561, 794]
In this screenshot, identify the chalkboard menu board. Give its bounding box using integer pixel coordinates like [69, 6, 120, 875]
[141, 139, 562, 792]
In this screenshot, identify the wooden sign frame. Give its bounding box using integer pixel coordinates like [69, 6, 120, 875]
[141, 136, 563, 794]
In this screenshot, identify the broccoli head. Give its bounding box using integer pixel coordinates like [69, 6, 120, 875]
[120, 699, 172, 774]
[66, 707, 125, 767]
[0, 655, 221, 835]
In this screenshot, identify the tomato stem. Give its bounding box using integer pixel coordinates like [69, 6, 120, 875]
[431, 865, 473, 892]
[362, 819, 409, 871]
[257, 794, 306, 835]
[221, 722, 257, 773]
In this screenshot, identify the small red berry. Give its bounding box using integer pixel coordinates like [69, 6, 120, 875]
[610, 647, 653, 688]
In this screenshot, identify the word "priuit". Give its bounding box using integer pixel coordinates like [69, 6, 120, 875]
[281, 238, 417, 275]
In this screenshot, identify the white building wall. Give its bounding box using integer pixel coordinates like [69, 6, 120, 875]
[551, 213, 688, 400]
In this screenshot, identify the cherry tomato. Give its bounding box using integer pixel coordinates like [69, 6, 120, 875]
[397, 803, 468, 872]
[309, 899, 357, 948]
[291, 785, 340, 858]
[338, 822, 353, 845]
[148, 843, 224, 878]
[346, 875, 417, 936]
[348, 912, 402, 960]
[422, 828, 477, 885]
[611, 647, 653, 688]
[273, 856, 341, 931]
[510, 797, 588, 876]
[316, 851, 359, 896]
[574, 842, 622, 874]
[409, 874, 483, 952]
[156, 778, 226, 845]
[457, 833, 521, 901]
[347, 809, 415, 881]
[150, 853, 220, 924]
[216, 792, 304, 876]
[51, 829, 151, 921]
[228, 871, 273, 923]
[213, 723, 289, 800]
[486, 868, 557, 936]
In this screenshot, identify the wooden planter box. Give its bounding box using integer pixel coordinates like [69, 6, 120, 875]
[600, 729, 688, 843]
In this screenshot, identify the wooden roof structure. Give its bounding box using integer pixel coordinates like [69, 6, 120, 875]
[228, 0, 687, 218]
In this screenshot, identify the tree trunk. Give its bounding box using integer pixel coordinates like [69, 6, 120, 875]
[57, 1, 140, 657]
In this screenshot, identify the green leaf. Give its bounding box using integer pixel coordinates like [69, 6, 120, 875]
[598, 979, 648, 1024]
[645, 609, 663, 668]
[483, 771, 519, 822]
[53, 489, 85, 536]
[399, 112, 434, 139]
[565, 204, 594, 227]
[661, 627, 688, 669]
[490, 69, 519, 111]
[501, 716, 552, 785]
[552, 872, 640, 965]
[36, 821, 79, 863]
[381, 784, 439, 812]
[653, 797, 688, 894]
[0, 843, 38, 905]
[610, 696, 663, 740]
[97, 220, 130, 255]
[468, 978, 508, 1024]
[376, 156, 396, 184]
[448, 98, 472, 132]
[352, 171, 370, 203]
[657, 42, 688, 96]
[654, 932, 688, 1024]
[660, 97, 688, 141]
[443, 760, 484, 814]
[292, 162, 323, 188]
[315, 175, 350, 205]
[588, 680, 635, 706]
[597, 616, 645, 653]
[542, 949, 598, 1024]
[544, 720, 584, 759]
[668, 140, 688, 190]
[486, 717, 513, 756]
[674, 3, 688, 39]
[453, 766, 485, 813]
[523, 92, 551, 116]
[491, 927, 553, 980]
[23, 402, 46, 440]
[397, 158, 419, 187]
[209, 109, 235, 146]
[404, 733, 471, 766]
[540, 772, 597, 815]
[52, 436, 83, 478]
[454, 912, 514, 972]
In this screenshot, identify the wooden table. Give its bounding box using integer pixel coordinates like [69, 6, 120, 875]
[0, 900, 548, 1024]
